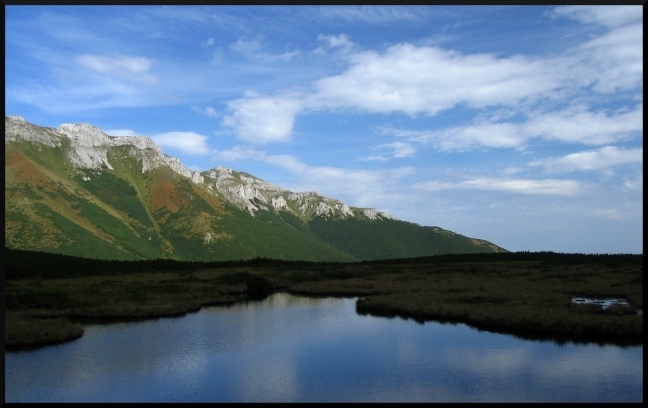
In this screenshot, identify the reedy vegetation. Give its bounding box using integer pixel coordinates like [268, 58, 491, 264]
[5, 249, 642, 349]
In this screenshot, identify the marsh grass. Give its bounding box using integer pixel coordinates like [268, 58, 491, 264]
[5, 312, 84, 348]
[4, 250, 642, 348]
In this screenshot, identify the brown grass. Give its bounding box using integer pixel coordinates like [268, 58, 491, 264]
[5, 256, 642, 349]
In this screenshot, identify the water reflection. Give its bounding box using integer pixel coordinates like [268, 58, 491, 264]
[5, 293, 643, 402]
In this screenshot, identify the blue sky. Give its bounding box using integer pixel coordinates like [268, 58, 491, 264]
[5, 5, 643, 254]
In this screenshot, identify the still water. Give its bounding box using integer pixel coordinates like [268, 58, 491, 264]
[5, 293, 643, 402]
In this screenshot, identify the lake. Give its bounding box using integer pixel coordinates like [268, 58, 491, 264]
[5, 292, 643, 402]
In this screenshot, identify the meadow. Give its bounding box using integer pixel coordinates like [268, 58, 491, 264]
[5, 249, 643, 348]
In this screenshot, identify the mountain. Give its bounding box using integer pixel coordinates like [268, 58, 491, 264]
[5, 115, 507, 261]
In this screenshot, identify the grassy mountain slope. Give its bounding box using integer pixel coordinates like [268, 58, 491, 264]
[308, 213, 503, 260]
[5, 117, 507, 261]
[5, 140, 357, 261]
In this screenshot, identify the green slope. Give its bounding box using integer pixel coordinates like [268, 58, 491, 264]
[5, 119, 506, 262]
[5, 140, 357, 261]
[308, 216, 506, 260]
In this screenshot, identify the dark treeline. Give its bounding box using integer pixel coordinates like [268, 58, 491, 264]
[359, 250, 643, 266]
[4, 247, 327, 279]
[5, 246, 642, 280]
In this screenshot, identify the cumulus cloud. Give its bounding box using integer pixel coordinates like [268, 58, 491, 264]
[222, 9, 641, 149]
[223, 42, 561, 144]
[530, 146, 643, 174]
[152, 131, 211, 155]
[309, 44, 557, 115]
[222, 94, 304, 144]
[415, 177, 581, 196]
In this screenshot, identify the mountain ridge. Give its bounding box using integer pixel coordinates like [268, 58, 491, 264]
[5, 115, 507, 261]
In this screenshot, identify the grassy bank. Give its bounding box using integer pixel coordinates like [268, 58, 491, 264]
[4, 249, 643, 349]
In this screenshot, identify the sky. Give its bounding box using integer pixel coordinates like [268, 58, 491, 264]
[4, 5, 643, 254]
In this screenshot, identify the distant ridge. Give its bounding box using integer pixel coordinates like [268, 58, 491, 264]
[5, 115, 507, 261]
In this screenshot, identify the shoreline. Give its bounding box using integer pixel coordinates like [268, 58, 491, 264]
[6, 287, 643, 351]
[5, 253, 643, 350]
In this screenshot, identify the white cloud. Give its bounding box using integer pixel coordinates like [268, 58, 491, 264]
[568, 22, 643, 94]
[210, 144, 266, 163]
[361, 141, 416, 162]
[389, 141, 416, 158]
[222, 94, 304, 144]
[523, 104, 643, 145]
[501, 167, 523, 176]
[415, 177, 581, 196]
[314, 34, 356, 55]
[204, 106, 218, 117]
[542, 7, 643, 95]
[152, 131, 211, 155]
[287, 164, 415, 208]
[359, 155, 390, 162]
[590, 208, 623, 220]
[229, 37, 263, 54]
[76, 54, 158, 83]
[193, 105, 219, 118]
[623, 174, 643, 190]
[382, 103, 642, 152]
[263, 154, 309, 174]
[529, 146, 643, 174]
[316, 6, 427, 24]
[387, 122, 528, 152]
[223, 42, 562, 144]
[552, 5, 642, 28]
[228, 35, 301, 62]
[319, 34, 354, 49]
[211, 50, 224, 65]
[277, 50, 301, 61]
[309, 44, 558, 115]
[221, 13, 641, 148]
